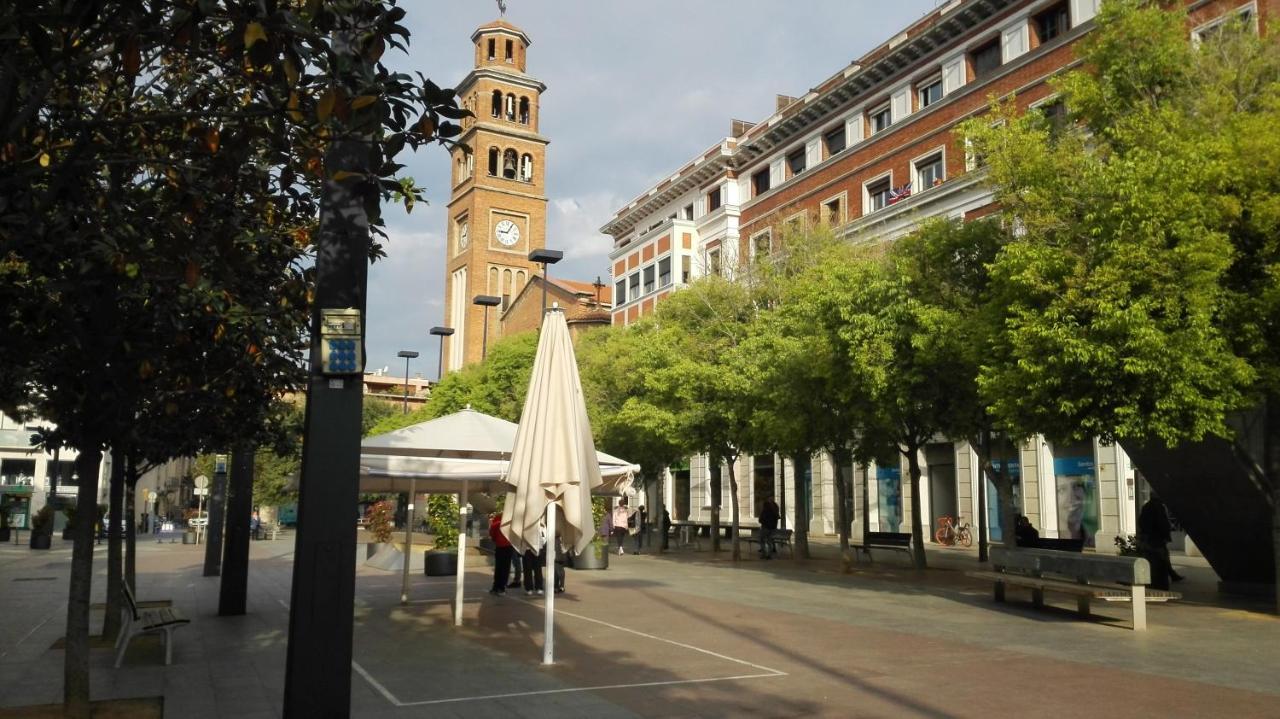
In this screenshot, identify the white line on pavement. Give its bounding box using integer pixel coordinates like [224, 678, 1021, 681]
[395, 672, 787, 707]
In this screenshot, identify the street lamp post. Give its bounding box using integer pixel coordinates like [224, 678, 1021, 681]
[429, 326, 454, 380]
[396, 350, 419, 415]
[472, 295, 502, 361]
[528, 248, 564, 316]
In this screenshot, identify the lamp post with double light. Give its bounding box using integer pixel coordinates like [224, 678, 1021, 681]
[472, 295, 502, 360]
[396, 350, 419, 414]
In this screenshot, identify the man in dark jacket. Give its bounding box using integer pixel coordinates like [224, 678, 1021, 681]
[759, 495, 780, 559]
[1138, 497, 1180, 590]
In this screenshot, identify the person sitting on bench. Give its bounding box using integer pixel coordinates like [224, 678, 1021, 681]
[1014, 515, 1039, 546]
[758, 495, 780, 559]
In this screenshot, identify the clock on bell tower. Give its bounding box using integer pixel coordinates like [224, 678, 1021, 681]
[441, 17, 548, 371]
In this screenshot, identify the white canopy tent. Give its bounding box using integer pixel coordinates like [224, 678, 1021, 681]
[358, 407, 638, 624]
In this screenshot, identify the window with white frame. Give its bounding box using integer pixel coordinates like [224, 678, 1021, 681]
[917, 76, 943, 109]
[1193, 3, 1257, 44]
[823, 125, 846, 157]
[628, 273, 640, 299]
[865, 175, 892, 214]
[822, 194, 845, 225]
[683, 203, 694, 220]
[969, 38, 1002, 80]
[868, 103, 892, 134]
[914, 153, 945, 191]
[751, 167, 771, 197]
[707, 185, 722, 212]
[658, 256, 671, 287]
[615, 278, 626, 306]
[681, 255, 691, 283]
[786, 147, 806, 177]
[643, 265, 655, 294]
[1034, 1, 1070, 45]
[751, 229, 772, 261]
[707, 248, 722, 276]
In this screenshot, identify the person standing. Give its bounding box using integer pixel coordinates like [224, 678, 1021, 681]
[759, 495, 780, 559]
[489, 513, 513, 596]
[1138, 496, 1180, 590]
[522, 523, 546, 595]
[611, 499, 630, 555]
[632, 505, 648, 554]
[661, 507, 671, 551]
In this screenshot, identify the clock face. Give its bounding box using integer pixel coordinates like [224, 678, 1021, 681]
[458, 222, 469, 250]
[494, 219, 521, 246]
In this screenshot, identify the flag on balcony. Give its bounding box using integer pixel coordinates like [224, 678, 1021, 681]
[888, 182, 913, 205]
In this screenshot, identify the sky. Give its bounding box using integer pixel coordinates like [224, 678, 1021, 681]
[365, 0, 943, 379]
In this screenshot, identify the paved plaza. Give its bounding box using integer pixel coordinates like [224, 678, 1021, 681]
[1, 534, 1277, 718]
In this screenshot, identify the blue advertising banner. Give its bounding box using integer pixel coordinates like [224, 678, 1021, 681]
[876, 466, 902, 532]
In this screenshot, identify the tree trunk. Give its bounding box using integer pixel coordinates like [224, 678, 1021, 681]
[64, 447, 103, 718]
[220, 442, 255, 616]
[791, 453, 810, 559]
[656, 467, 667, 555]
[102, 449, 125, 641]
[726, 455, 741, 562]
[125, 457, 139, 594]
[709, 458, 722, 553]
[904, 445, 927, 569]
[203, 461, 228, 576]
[862, 462, 872, 548]
[976, 430, 990, 563]
[1265, 394, 1279, 615]
[830, 448, 853, 570]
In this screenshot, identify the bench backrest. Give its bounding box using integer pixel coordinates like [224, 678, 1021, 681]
[865, 532, 911, 547]
[991, 547, 1150, 585]
[121, 581, 141, 621]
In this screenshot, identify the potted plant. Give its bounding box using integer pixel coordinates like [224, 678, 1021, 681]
[1115, 534, 1142, 557]
[364, 499, 395, 559]
[30, 504, 55, 549]
[569, 497, 609, 570]
[424, 494, 459, 576]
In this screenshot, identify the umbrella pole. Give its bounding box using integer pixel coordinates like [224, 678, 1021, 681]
[400, 477, 416, 604]
[543, 502, 556, 665]
[455, 481, 468, 627]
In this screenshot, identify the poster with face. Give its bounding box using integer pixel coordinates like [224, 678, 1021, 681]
[876, 465, 902, 532]
[1053, 456, 1099, 547]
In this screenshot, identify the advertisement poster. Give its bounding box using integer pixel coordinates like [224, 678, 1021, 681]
[876, 466, 902, 532]
[985, 458, 1020, 542]
[1053, 456, 1099, 547]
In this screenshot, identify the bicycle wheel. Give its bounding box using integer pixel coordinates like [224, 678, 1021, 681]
[958, 526, 972, 548]
[934, 527, 950, 545]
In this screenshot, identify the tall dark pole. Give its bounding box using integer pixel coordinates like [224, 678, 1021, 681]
[219, 443, 254, 615]
[283, 134, 372, 717]
[396, 350, 418, 415]
[472, 295, 501, 361]
[430, 326, 454, 380]
[203, 454, 228, 577]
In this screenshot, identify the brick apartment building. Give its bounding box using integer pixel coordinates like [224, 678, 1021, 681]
[601, 0, 1272, 549]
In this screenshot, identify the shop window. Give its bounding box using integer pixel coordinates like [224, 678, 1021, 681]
[917, 77, 943, 109]
[823, 125, 846, 157]
[868, 103, 892, 134]
[914, 153, 945, 191]
[752, 168, 770, 197]
[786, 147, 806, 177]
[707, 185, 722, 212]
[970, 38, 1002, 80]
[1034, 2, 1070, 45]
[0, 458, 36, 486]
[658, 256, 671, 287]
[865, 176, 892, 213]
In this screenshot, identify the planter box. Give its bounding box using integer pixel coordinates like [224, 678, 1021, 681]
[182, 531, 197, 545]
[568, 543, 609, 570]
[366, 542, 389, 559]
[425, 550, 457, 576]
[30, 532, 51, 550]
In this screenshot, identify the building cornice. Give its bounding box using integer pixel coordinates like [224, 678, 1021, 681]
[457, 67, 547, 96]
[599, 141, 735, 238]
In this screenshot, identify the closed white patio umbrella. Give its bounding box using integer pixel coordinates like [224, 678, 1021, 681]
[501, 306, 603, 664]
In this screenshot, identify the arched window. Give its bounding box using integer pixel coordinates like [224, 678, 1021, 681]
[519, 153, 533, 183]
[519, 97, 530, 125]
[488, 147, 499, 176]
[502, 149, 518, 179]
[491, 90, 502, 118]
[465, 152, 474, 179]
[505, 93, 516, 121]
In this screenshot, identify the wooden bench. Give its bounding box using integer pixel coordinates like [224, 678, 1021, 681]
[743, 528, 794, 558]
[114, 582, 190, 666]
[857, 531, 912, 562]
[965, 547, 1181, 631]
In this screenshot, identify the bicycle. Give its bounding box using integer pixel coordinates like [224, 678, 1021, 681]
[934, 515, 973, 547]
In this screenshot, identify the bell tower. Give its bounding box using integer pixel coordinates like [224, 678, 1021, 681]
[441, 18, 548, 371]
